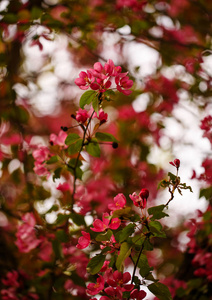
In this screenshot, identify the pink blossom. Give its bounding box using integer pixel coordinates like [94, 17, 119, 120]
[32, 146, 50, 163]
[130, 288, 147, 300]
[104, 286, 123, 299]
[2, 271, 19, 288]
[75, 70, 94, 90]
[90, 213, 121, 232]
[49, 130, 67, 146]
[200, 115, 212, 145]
[86, 275, 105, 296]
[90, 59, 118, 79]
[100, 260, 110, 272]
[15, 213, 41, 253]
[57, 182, 72, 192]
[33, 163, 50, 177]
[93, 109, 108, 123]
[108, 193, 126, 211]
[106, 270, 134, 292]
[1, 271, 39, 300]
[38, 237, 53, 261]
[76, 231, 91, 249]
[129, 191, 147, 209]
[75, 59, 133, 95]
[76, 108, 89, 123]
[115, 73, 133, 95]
[0, 133, 22, 145]
[1, 288, 18, 300]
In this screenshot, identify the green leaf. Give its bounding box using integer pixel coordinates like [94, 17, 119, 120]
[112, 207, 132, 219]
[52, 239, 64, 259]
[53, 167, 62, 181]
[179, 182, 193, 193]
[143, 239, 154, 251]
[79, 90, 96, 109]
[69, 272, 86, 288]
[148, 221, 166, 238]
[65, 133, 81, 145]
[75, 166, 83, 180]
[168, 172, 177, 182]
[31, 6, 43, 19]
[115, 223, 136, 243]
[69, 212, 86, 226]
[116, 242, 131, 271]
[92, 95, 99, 114]
[46, 155, 59, 164]
[69, 158, 82, 167]
[148, 282, 172, 300]
[148, 205, 169, 220]
[67, 139, 83, 155]
[87, 254, 105, 275]
[158, 179, 170, 189]
[95, 132, 118, 143]
[135, 253, 153, 277]
[132, 234, 146, 246]
[85, 141, 100, 157]
[96, 230, 113, 242]
[104, 90, 116, 101]
[56, 230, 68, 242]
[3, 13, 18, 23]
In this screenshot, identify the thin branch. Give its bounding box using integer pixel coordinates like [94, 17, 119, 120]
[70, 109, 96, 210]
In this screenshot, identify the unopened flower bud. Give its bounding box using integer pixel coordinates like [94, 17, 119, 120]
[139, 188, 149, 200]
[174, 159, 180, 169]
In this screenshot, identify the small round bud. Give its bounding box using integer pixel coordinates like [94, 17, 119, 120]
[61, 126, 68, 131]
[112, 142, 118, 149]
[139, 188, 149, 200]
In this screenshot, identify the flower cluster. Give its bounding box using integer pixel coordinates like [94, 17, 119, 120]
[186, 208, 212, 282]
[75, 59, 133, 95]
[32, 146, 51, 177]
[15, 213, 41, 253]
[73, 108, 108, 125]
[32, 130, 67, 177]
[15, 213, 53, 261]
[1, 270, 39, 300]
[76, 190, 149, 250]
[87, 269, 146, 299]
[200, 115, 212, 145]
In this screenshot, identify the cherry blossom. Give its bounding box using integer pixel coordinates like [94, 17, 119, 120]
[76, 108, 89, 123]
[106, 270, 134, 292]
[75, 70, 95, 90]
[76, 231, 91, 249]
[86, 275, 105, 296]
[108, 193, 126, 211]
[75, 59, 133, 95]
[130, 288, 147, 300]
[90, 212, 121, 232]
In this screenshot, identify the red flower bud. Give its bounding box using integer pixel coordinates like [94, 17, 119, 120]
[169, 158, 180, 169]
[139, 188, 149, 200]
[174, 159, 180, 169]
